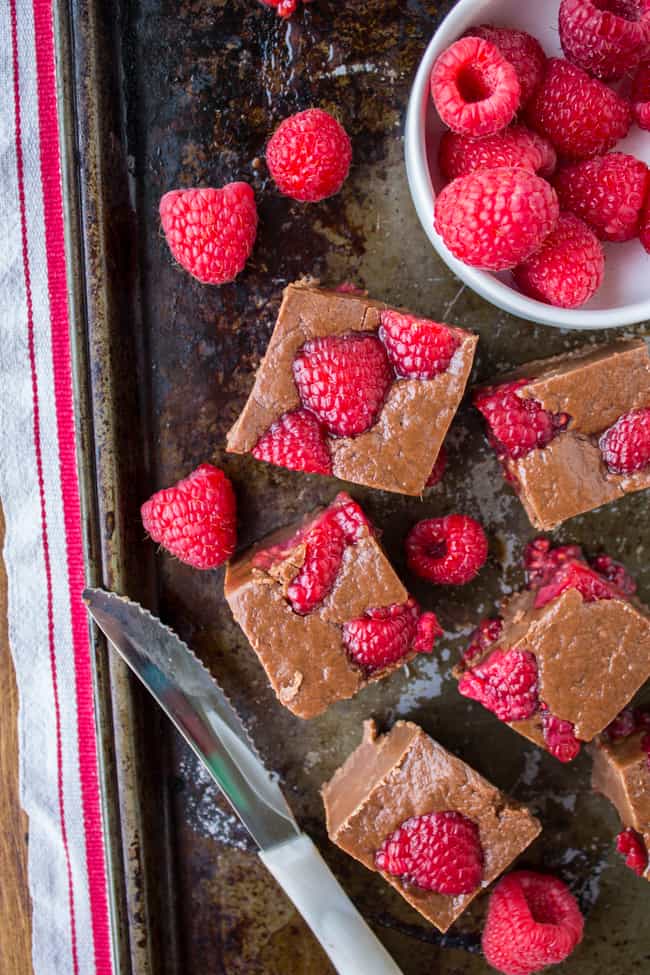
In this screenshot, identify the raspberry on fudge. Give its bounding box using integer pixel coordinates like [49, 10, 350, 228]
[458, 648, 540, 722]
[430, 36, 520, 137]
[474, 379, 569, 460]
[560, 0, 650, 81]
[524, 58, 631, 159]
[599, 407, 650, 473]
[378, 311, 460, 379]
[375, 810, 484, 896]
[141, 464, 237, 570]
[554, 153, 649, 242]
[252, 408, 332, 476]
[266, 108, 351, 203]
[343, 598, 441, 673]
[434, 168, 559, 272]
[617, 828, 649, 876]
[482, 871, 584, 975]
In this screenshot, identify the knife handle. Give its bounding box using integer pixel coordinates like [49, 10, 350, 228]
[259, 833, 404, 975]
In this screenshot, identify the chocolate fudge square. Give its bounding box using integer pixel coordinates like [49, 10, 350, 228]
[591, 710, 650, 881]
[227, 281, 478, 495]
[224, 493, 440, 719]
[474, 339, 650, 530]
[455, 540, 650, 761]
[322, 721, 541, 932]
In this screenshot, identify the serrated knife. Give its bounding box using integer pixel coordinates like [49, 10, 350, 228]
[83, 588, 403, 975]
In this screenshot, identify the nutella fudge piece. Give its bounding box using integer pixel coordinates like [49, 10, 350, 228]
[591, 708, 650, 881]
[224, 493, 440, 719]
[474, 339, 650, 530]
[227, 281, 478, 495]
[455, 539, 650, 762]
[322, 721, 541, 932]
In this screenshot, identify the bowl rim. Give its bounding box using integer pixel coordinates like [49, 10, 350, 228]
[404, 0, 650, 330]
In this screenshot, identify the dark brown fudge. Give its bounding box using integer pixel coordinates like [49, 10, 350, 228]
[227, 281, 478, 495]
[224, 493, 439, 719]
[591, 712, 650, 881]
[455, 542, 650, 761]
[475, 340, 650, 530]
[322, 721, 541, 932]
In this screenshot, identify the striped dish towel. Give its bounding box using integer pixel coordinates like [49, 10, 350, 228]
[0, 1, 114, 972]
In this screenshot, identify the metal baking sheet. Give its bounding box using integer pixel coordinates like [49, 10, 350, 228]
[59, 0, 650, 971]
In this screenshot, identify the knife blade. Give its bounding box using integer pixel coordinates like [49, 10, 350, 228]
[83, 588, 404, 975]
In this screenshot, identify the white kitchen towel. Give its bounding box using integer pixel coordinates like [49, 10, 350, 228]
[0, 1, 114, 972]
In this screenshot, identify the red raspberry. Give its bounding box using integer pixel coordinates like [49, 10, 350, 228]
[599, 407, 650, 473]
[469, 25, 547, 106]
[524, 58, 631, 159]
[458, 648, 539, 722]
[554, 153, 649, 242]
[258, 0, 308, 17]
[474, 380, 569, 460]
[438, 125, 557, 183]
[406, 515, 488, 586]
[293, 333, 392, 437]
[330, 492, 372, 543]
[343, 598, 441, 673]
[640, 191, 650, 252]
[141, 464, 236, 570]
[605, 707, 639, 739]
[524, 537, 585, 588]
[559, 0, 650, 81]
[534, 559, 619, 608]
[426, 445, 447, 488]
[430, 36, 520, 137]
[632, 59, 650, 129]
[461, 617, 504, 667]
[378, 310, 460, 379]
[513, 213, 604, 309]
[284, 510, 345, 614]
[616, 828, 649, 875]
[252, 409, 332, 476]
[375, 811, 483, 895]
[159, 184, 257, 285]
[482, 871, 584, 975]
[589, 553, 637, 594]
[435, 168, 559, 272]
[541, 711, 581, 762]
[266, 109, 351, 203]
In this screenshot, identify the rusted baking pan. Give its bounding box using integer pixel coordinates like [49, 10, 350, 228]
[57, 0, 650, 971]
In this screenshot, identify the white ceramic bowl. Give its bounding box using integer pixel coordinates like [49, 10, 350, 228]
[405, 0, 650, 329]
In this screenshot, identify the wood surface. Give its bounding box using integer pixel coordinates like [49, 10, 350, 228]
[0, 504, 34, 974]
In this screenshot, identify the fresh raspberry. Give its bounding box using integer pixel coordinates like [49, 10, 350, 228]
[293, 333, 392, 437]
[513, 213, 604, 309]
[474, 380, 570, 460]
[258, 0, 308, 17]
[599, 408, 650, 473]
[378, 310, 460, 379]
[375, 811, 483, 895]
[252, 409, 332, 476]
[426, 445, 447, 488]
[343, 598, 441, 673]
[541, 711, 581, 762]
[616, 828, 649, 875]
[335, 282, 367, 296]
[430, 36, 520, 137]
[458, 648, 539, 722]
[524, 537, 585, 588]
[632, 59, 650, 129]
[524, 58, 631, 159]
[589, 553, 637, 594]
[482, 871, 584, 975]
[159, 184, 257, 285]
[141, 464, 236, 570]
[559, 0, 650, 81]
[554, 153, 649, 242]
[461, 617, 504, 667]
[469, 25, 547, 106]
[266, 109, 352, 203]
[284, 510, 345, 614]
[605, 707, 639, 739]
[406, 515, 488, 586]
[534, 559, 620, 608]
[640, 191, 650, 252]
[438, 126, 557, 183]
[435, 168, 559, 271]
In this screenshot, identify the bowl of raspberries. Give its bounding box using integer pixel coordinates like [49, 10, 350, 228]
[405, 0, 650, 327]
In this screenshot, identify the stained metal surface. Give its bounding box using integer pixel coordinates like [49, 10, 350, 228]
[62, 0, 650, 972]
